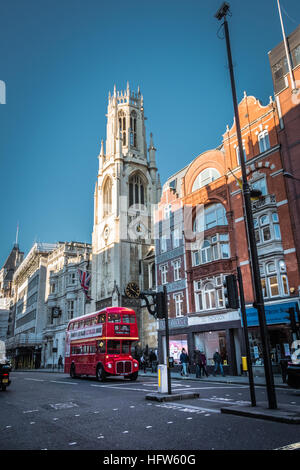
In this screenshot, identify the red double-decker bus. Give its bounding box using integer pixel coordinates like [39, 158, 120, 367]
[64, 307, 139, 381]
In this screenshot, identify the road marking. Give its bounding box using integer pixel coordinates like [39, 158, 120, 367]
[23, 410, 39, 414]
[91, 384, 151, 392]
[69, 442, 77, 446]
[24, 378, 44, 382]
[50, 380, 78, 385]
[155, 402, 219, 414]
[49, 402, 78, 410]
[275, 442, 300, 450]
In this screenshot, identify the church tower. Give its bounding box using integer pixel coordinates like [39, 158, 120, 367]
[91, 83, 161, 313]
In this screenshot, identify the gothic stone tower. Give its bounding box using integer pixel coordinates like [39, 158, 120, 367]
[91, 83, 161, 317]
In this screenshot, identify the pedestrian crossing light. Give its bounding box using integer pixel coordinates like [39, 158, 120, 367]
[223, 274, 239, 309]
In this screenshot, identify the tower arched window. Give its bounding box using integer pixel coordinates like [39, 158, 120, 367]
[118, 110, 126, 146]
[103, 177, 112, 216]
[130, 111, 137, 148]
[129, 174, 145, 207]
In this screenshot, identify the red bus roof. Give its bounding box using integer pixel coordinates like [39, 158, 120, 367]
[67, 307, 136, 325]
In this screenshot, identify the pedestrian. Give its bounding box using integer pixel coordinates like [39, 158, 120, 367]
[140, 353, 147, 373]
[193, 349, 202, 378]
[149, 349, 158, 373]
[180, 348, 189, 377]
[213, 350, 225, 377]
[280, 355, 291, 383]
[58, 355, 63, 371]
[199, 351, 209, 377]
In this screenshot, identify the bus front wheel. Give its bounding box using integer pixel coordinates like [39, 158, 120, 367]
[128, 371, 138, 381]
[96, 365, 106, 382]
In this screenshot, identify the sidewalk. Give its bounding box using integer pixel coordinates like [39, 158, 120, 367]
[139, 369, 290, 389]
[14, 367, 289, 389]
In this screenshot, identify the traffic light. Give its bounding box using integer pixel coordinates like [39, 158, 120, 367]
[223, 274, 239, 309]
[140, 290, 167, 319]
[284, 307, 298, 333]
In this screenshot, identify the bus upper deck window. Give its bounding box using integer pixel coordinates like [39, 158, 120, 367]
[122, 314, 135, 324]
[97, 314, 106, 324]
[108, 313, 121, 323]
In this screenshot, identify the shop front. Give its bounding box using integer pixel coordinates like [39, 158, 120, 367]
[245, 300, 299, 375]
[158, 311, 243, 376]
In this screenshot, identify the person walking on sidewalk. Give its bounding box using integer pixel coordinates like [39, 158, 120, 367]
[180, 348, 189, 377]
[199, 351, 209, 377]
[193, 349, 202, 378]
[58, 355, 63, 371]
[213, 350, 225, 377]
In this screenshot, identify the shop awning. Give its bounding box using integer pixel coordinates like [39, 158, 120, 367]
[244, 301, 299, 327]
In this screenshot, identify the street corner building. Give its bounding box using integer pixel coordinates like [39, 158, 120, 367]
[154, 25, 300, 377]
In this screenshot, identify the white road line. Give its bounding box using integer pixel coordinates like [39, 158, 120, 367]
[91, 384, 151, 392]
[50, 380, 78, 385]
[23, 410, 39, 414]
[24, 378, 44, 382]
[157, 402, 220, 414]
[275, 442, 300, 450]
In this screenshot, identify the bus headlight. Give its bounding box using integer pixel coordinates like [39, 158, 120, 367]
[107, 363, 113, 369]
[134, 362, 138, 368]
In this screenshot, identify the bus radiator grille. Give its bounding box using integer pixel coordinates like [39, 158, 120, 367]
[116, 361, 132, 374]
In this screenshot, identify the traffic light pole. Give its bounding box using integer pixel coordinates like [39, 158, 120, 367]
[237, 267, 256, 407]
[222, 13, 277, 409]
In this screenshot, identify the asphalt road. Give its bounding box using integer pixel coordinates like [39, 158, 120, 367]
[1, 371, 300, 452]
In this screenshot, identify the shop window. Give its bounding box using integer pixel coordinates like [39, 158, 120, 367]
[194, 330, 228, 366]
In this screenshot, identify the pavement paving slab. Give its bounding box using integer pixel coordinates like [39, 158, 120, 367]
[220, 402, 300, 424]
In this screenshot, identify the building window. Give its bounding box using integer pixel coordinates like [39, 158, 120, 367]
[260, 259, 288, 298]
[129, 174, 145, 207]
[173, 259, 181, 281]
[172, 228, 180, 248]
[194, 277, 225, 311]
[119, 110, 126, 146]
[192, 168, 221, 192]
[254, 211, 281, 244]
[130, 111, 137, 147]
[174, 293, 183, 317]
[67, 272, 76, 286]
[251, 177, 267, 196]
[258, 130, 270, 153]
[193, 234, 230, 266]
[160, 235, 167, 253]
[103, 177, 112, 216]
[67, 300, 74, 320]
[164, 204, 172, 219]
[236, 145, 246, 165]
[194, 204, 227, 232]
[160, 264, 168, 285]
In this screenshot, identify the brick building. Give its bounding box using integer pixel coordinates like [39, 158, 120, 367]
[155, 26, 300, 376]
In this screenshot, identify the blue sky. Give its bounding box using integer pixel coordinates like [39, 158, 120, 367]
[1, 0, 300, 267]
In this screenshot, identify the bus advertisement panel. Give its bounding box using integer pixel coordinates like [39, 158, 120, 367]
[64, 307, 139, 381]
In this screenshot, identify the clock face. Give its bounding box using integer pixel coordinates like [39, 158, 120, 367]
[125, 282, 140, 299]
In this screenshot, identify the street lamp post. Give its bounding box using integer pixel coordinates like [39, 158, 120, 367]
[215, 2, 277, 409]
